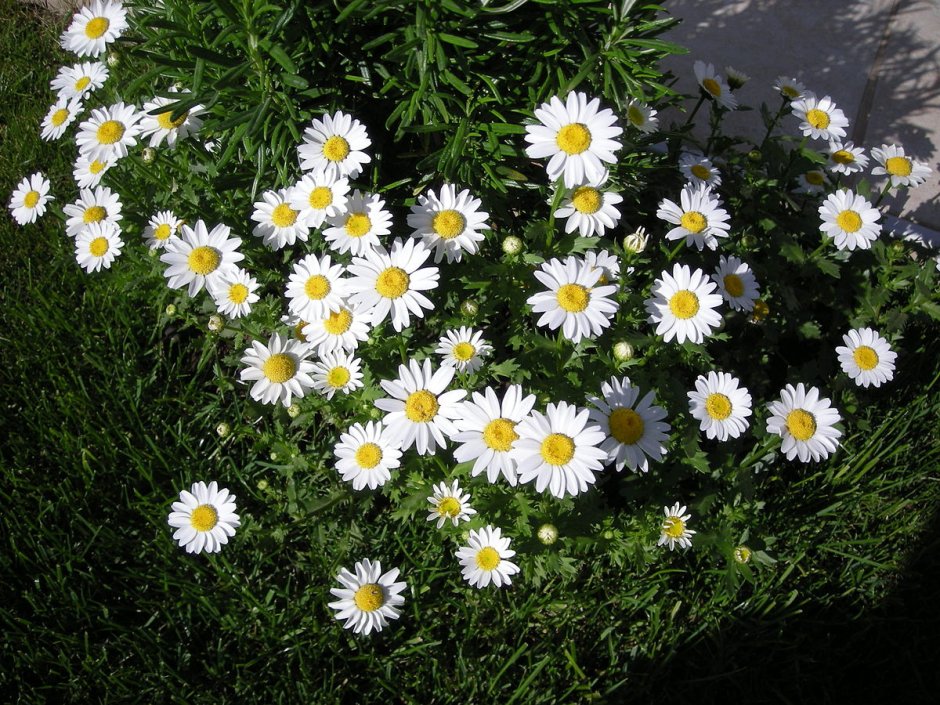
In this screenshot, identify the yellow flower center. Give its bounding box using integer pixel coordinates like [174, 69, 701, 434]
[723, 273, 744, 298]
[556, 123, 592, 155]
[83, 205, 107, 223]
[405, 389, 439, 423]
[540, 433, 575, 466]
[96, 120, 125, 145]
[271, 203, 298, 228]
[23, 191, 40, 208]
[188, 246, 220, 275]
[832, 149, 855, 165]
[89, 160, 107, 174]
[627, 105, 645, 127]
[326, 366, 350, 389]
[375, 267, 410, 299]
[323, 309, 353, 335]
[663, 516, 685, 539]
[228, 283, 249, 304]
[452, 342, 476, 362]
[702, 78, 721, 97]
[293, 321, 308, 341]
[781, 85, 800, 99]
[483, 418, 519, 452]
[74, 76, 91, 91]
[680, 211, 707, 234]
[571, 186, 602, 214]
[353, 583, 385, 611]
[885, 156, 912, 177]
[437, 497, 461, 518]
[154, 223, 172, 241]
[190, 504, 218, 532]
[669, 290, 700, 319]
[608, 407, 644, 445]
[785, 409, 816, 441]
[262, 353, 296, 384]
[432, 209, 466, 239]
[805, 108, 830, 130]
[475, 546, 501, 571]
[705, 393, 732, 420]
[84, 16, 110, 39]
[805, 171, 825, 186]
[556, 283, 589, 313]
[853, 345, 879, 371]
[88, 236, 109, 257]
[355, 443, 383, 469]
[304, 274, 331, 300]
[344, 213, 371, 238]
[835, 210, 862, 233]
[157, 110, 188, 130]
[322, 135, 351, 162]
[751, 299, 769, 321]
[51, 108, 70, 127]
[308, 186, 333, 209]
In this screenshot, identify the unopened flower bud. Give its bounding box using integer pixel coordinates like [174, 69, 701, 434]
[613, 340, 634, 361]
[623, 227, 648, 254]
[747, 149, 762, 163]
[216, 422, 230, 437]
[460, 298, 479, 317]
[141, 147, 157, 164]
[537, 523, 559, 545]
[257, 479, 269, 491]
[208, 314, 223, 332]
[287, 403, 301, 418]
[734, 545, 752, 564]
[106, 52, 120, 68]
[165, 304, 177, 316]
[502, 235, 523, 255]
[750, 299, 770, 323]
[269, 451, 278, 462]
[725, 66, 750, 90]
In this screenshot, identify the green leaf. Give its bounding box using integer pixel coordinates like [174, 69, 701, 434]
[438, 32, 479, 49]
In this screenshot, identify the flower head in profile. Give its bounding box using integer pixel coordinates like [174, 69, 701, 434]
[456, 526, 520, 588]
[167, 480, 240, 555]
[328, 559, 406, 635]
[773, 76, 806, 101]
[625, 98, 658, 134]
[426, 480, 476, 528]
[693, 61, 737, 110]
[657, 503, 695, 551]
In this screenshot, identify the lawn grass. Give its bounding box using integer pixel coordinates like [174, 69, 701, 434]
[2, 1, 940, 702]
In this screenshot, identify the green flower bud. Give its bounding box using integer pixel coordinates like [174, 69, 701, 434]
[165, 304, 177, 316]
[734, 545, 752, 564]
[502, 235, 523, 255]
[537, 523, 559, 545]
[141, 147, 157, 164]
[287, 403, 301, 418]
[460, 299, 479, 317]
[612, 341, 634, 362]
[216, 422, 230, 438]
[207, 314, 223, 332]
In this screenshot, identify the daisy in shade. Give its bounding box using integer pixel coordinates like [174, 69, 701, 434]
[512, 401, 607, 499]
[280, 313, 312, 345]
[407, 183, 489, 263]
[323, 190, 392, 256]
[328, 559, 406, 635]
[347, 238, 439, 332]
[452, 385, 538, 485]
[646, 263, 724, 345]
[142, 210, 181, 250]
[251, 188, 310, 249]
[791, 94, 848, 141]
[40, 96, 82, 141]
[50, 61, 109, 101]
[167, 480, 240, 555]
[311, 351, 364, 399]
[334, 421, 403, 491]
[795, 169, 829, 195]
[553, 173, 623, 238]
[375, 358, 467, 455]
[8, 173, 52, 225]
[584, 249, 621, 286]
[138, 93, 205, 148]
[524, 91, 623, 188]
[725, 66, 749, 90]
[657, 183, 730, 251]
[625, 98, 658, 134]
[75, 102, 142, 162]
[301, 303, 372, 355]
[693, 61, 737, 110]
[819, 189, 881, 251]
[73, 154, 113, 188]
[290, 171, 349, 230]
[835, 328, 897, 388]
[297, 110, 371, 180]
[426, 480, 476, 528]
[209, 268, 259, 319]
[871, 144, 933, 189]
[239, 332, 316, 407]
[679, 152, 722, 188]
[687, 371, 752, 441]
[587, 377, 670, 473]
[456, 526, 520, 588]
[766, 383, 842, 462]
[75, 221, 122, 273]
[285, 253, 349, 321]
[658, 503, 695, 551]
[63, 186, 122, 238]
[773, 76, 806, 101]
[60, 0, 128, 57]
[160, 220, 244, 296]
[826, 141, 869, 175]
[436, 327, 492, 374]
[527, 256, 618, 344]
[712, 255, 760, 312]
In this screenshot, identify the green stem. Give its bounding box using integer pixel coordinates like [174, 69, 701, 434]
[873, 181, 893, 208]
[758, 97, 788, 151]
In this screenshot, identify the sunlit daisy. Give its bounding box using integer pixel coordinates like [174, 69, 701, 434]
[679, 152, 722, 188]
[587, 376, 670, 473]
[72, 154, 114, 188]
[687, 371, 752, 441]
[311, 351, 364, 400]
[328, 559, 406, 635]
[323, 189, 392, 256]
[407, 183, 489, 263]
[826, 140, 868, 175]
[456, 526, 520, 588]
[142, 209, 181, 250]
[285, 252, 350, 321]
[426, 480, 476, 528]
[160, 220, 244, 296]
[693, 61, 737, 110]
[657, 503, 695, 551]
[40, 96, 82, 141]
[795, 169, 830, 194]
[625, 98, 658, 134]
[75, 101, 142, 162]
[819, 189, 881, 251]
[167, 480, 240, 555]
[334, 421, 403, 491]
[239, 333, 316, 407]
[712, 255, 760, 312]
[645, 263, 724, 344]
[656, 183, 730, 251]
[138, 93, 205, 148]
[209, 267, 259, 319]
[8, 173, 52, 225]
[74, 221, 123, 273]
[527, 256, 618, 343]
[553, 172, 623, 238]
[524, 91, 623, 188]
[871, 144, 932, 189]
[298, 110, 371, 180]
[766, 383, 842, 462]
[791, 94, 848, 141]
[60, 0, 128, 57]
[436, 327, 492, 374]
[251, 188, 310, 249]
[301, 302, 372, 355]
[835, 328, 897, 388]
[63, 185, 122, 238]
[50, 61, 109, 100]
[290, 171, 349, 230]
[773, 76, 806, 101]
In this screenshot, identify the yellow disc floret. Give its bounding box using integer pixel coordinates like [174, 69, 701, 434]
[556, 283, 590, 313]
[702, 78, 721, 97]
[475, 546, 501, 571]
[83, 206, 107, 224]
[627, 105, 645, 127]
[89, 160, 107, 174]
[608, 407, 644, 445]
[322, 135, 350, 162]
[805, 171, 825, 186]
[669, 290, 700, 319]
[157, 110, 188, 130]
[309, 186, 333, 209]
[271, 203, 298, 228]
[353, 583, 384, 611]
[190, 504, 218, 532]
[835, 210, 862, 233]
[304, 274, 331, 300]
[785, 409, 816, 441]
[96, 120, 125, 145]
[405, 390, 439, 423]
[323, 309, 353, 335]
[722, 273, 744, 298]
[662, 516, 685, 539]
[571, 186, 602, 214]
[84, 16, 110, 39]
[344, 213, 371, 238]
[262, 353, 296, 383]
[154, 223, 172, 241]
[556, 123, 592, 155]
[831, 150, 855, 165]
[432, 210, 466, 239]
[228, 283, 249, 304]
[89, 237, 109, 257]
[690, 164, 711, 181]
[188, 246, 220, 275]
[375, 267, 410, 299]
[23, 191, 40, 208]
[853, 345, 879, 371]
[680, 211, 707, 234]
[704, 393, 732, 420]
[355, 443, 383, 469]
[483, 418, 518, 452]
[436, 497, 461, 518]
[806, 108, 830, 130]
[74, 76, 91, 92]
[540, 433, 575, 466]
[51, 108, 70, 127]
[452, 342, 476, 362]
[885, 156, 912, 177]
[326, 366, 351, 389]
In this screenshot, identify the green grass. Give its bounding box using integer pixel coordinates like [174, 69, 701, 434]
[2, 1, 940, 702]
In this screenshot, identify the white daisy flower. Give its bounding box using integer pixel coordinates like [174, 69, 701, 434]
[835, 328, 897, 388]
[871, 144, 933, 189]
[347, 238, 439, 332]
[301, 303, 372, 355]
[527, 256, 618, 344]
[8, 172, 52, 225]
[323, 189, 392, 256]
[138, 93, 205, 148]
[791, 94, 848, 141]
[167, 480, 240, 555]
[407, 183, 489, 263]
[456, 526, 520, 589]
[60, 0, 128, 57]
[297, 110, 371, 180]
[656, 183, 730, 251]
[209, 267, 259, 319]
[285, 252, 349, 321]
[63, 185, 122, 238]
[583, 249, 621, 285]
[334, 421, 403, 491]
[311, 351, 364, 399]
[587, 377, 670, 473]
[645, 263, 724, 345]
[289, 171, 349, 230]
[679, 152, 722, 188]
[143, 210, 181, 250]
[795, 169, 830, 194]
[625, 98, 658, 134]
[426, 480, 476, 528]
[693, 61, 737, 110]
[712, 255, 760, 312]
[524, 91, 623, 188]
[160, 220, 244, 296]
[436, 326, 492, 374]
[72, 154, 114, 188]
[766, 383, 842, 462]
[50, 61, 109, 101]
[328, 559, 406, 635]
[687, 371, 752, 441]
[251, 188, 310, 250]
[819, 189, 881, 251]
[452, 385, 538, 486]
[724, 65, 750, 90]
[773, 76, 806, 101]
[40, 96, 82, 141]
[280, 313, 314, 347]
[657, 503, 695, 551]
[553, 172, 623, 238]
[238, 333, 316, 407]
[826, 141, 869, 175]
[74, 221, 123, 273]
[75, 101, 142, 162]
